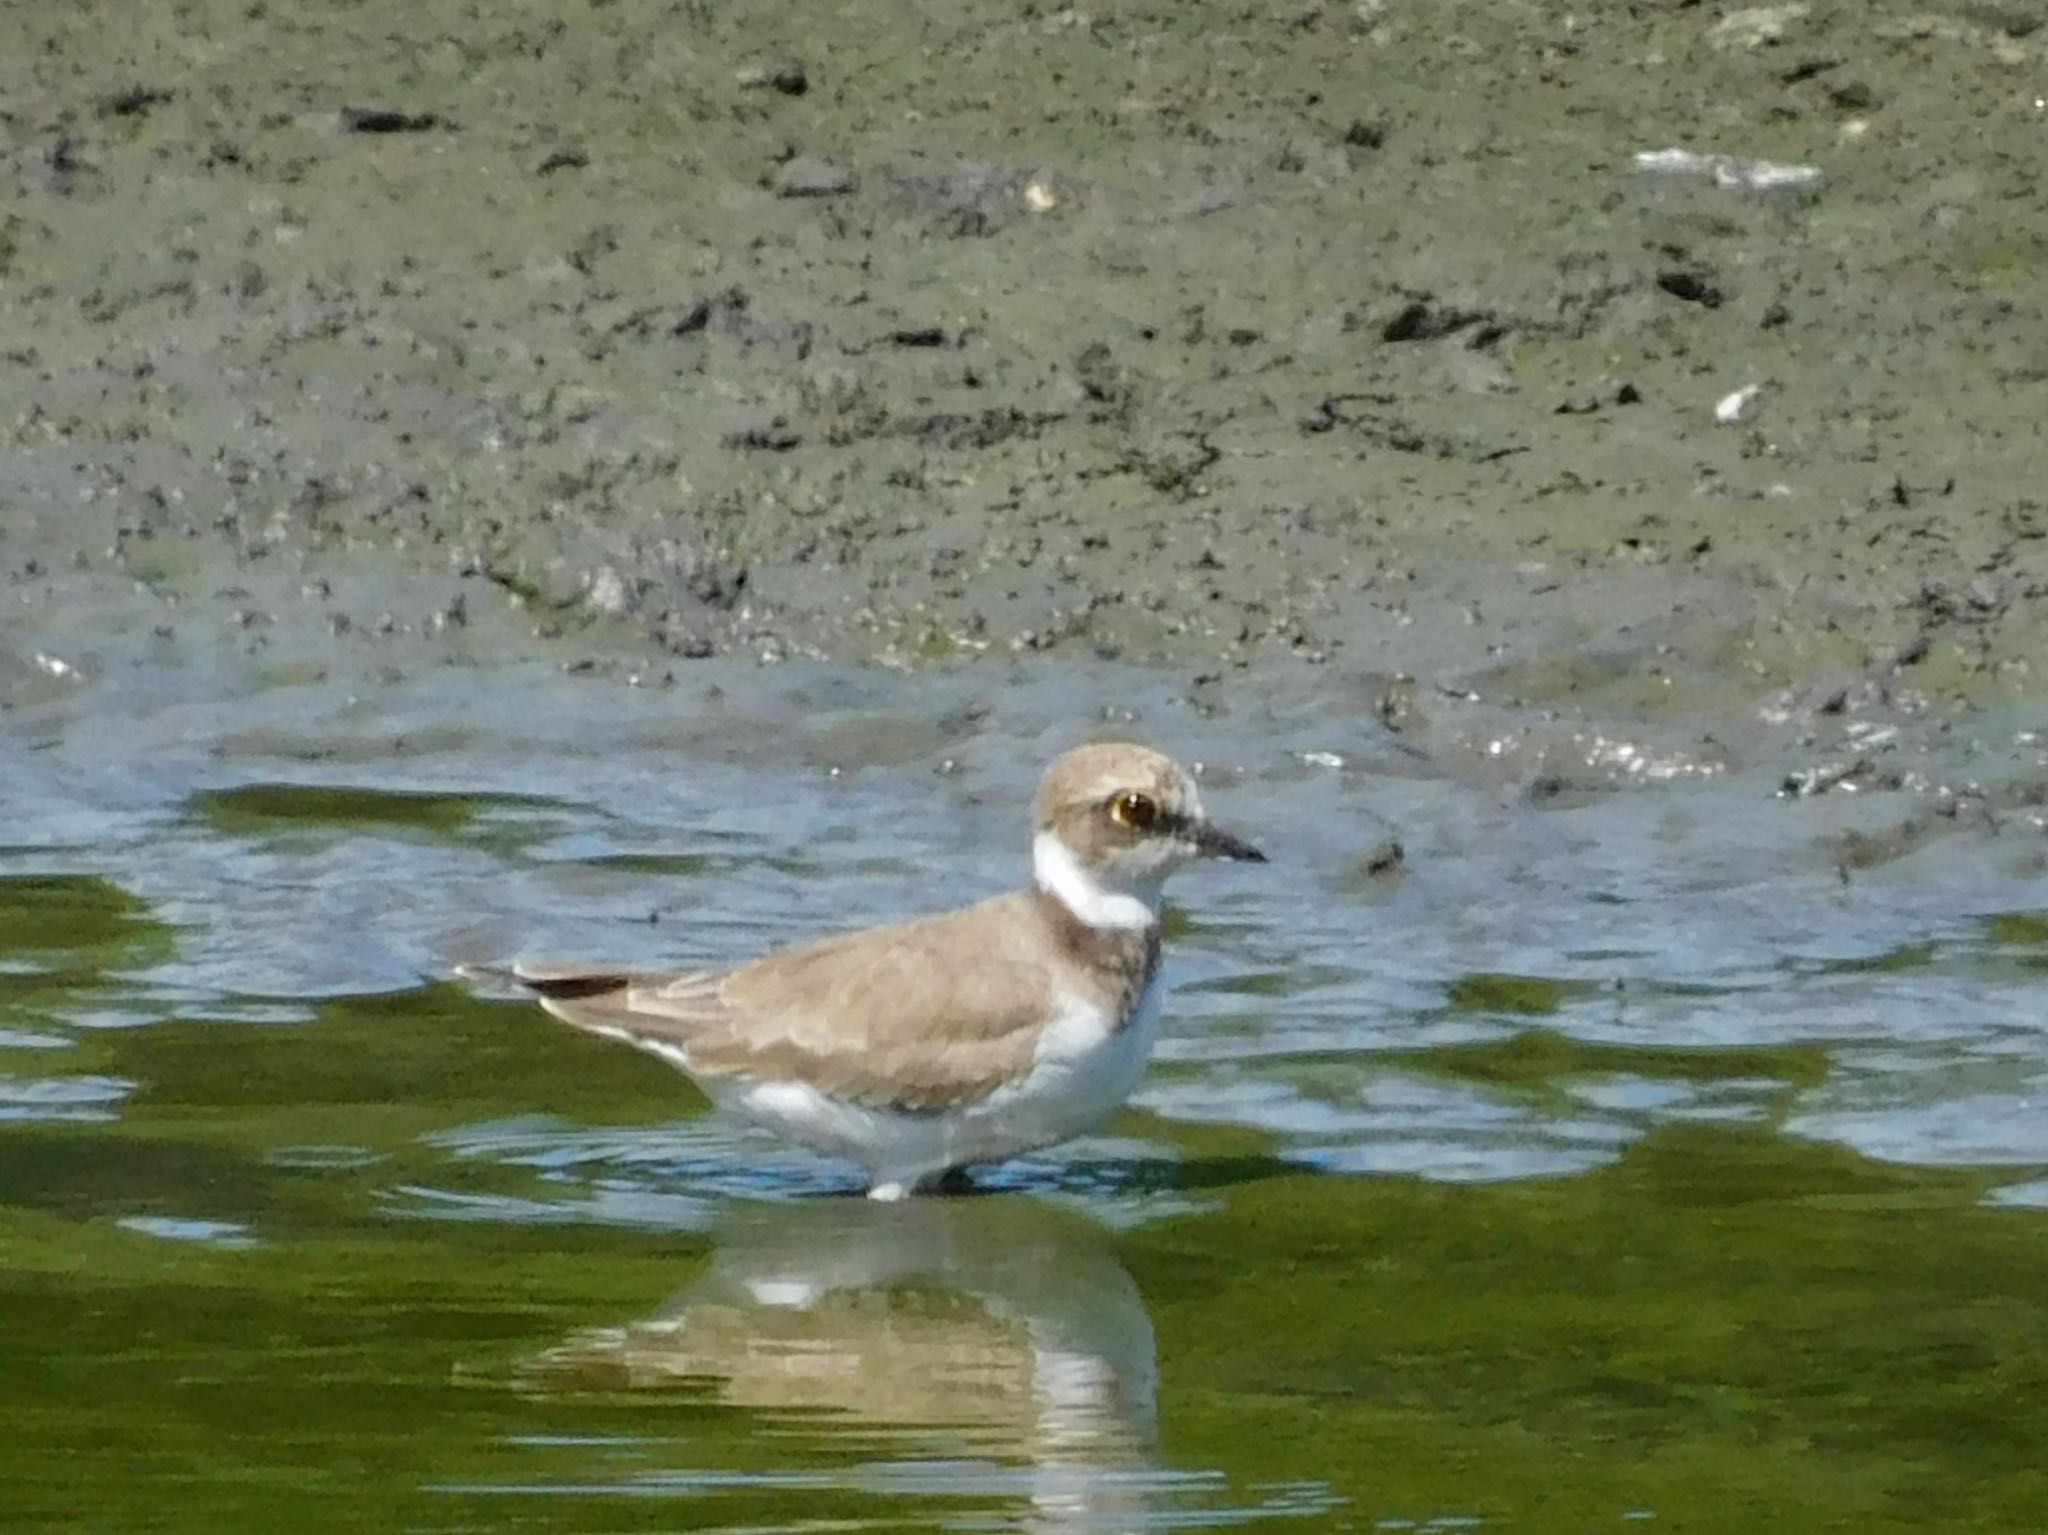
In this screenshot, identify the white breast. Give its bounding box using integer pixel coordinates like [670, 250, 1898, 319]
[1013, 974, 1163, 1137]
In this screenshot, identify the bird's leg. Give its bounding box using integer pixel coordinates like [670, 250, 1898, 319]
[933, 1165, 979, 1196]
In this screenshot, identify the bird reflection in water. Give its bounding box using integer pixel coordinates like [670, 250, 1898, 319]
[519, 1194, 1161, 1529]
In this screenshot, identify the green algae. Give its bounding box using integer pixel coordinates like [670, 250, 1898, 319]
[1131, 1132, 2048, 1533]
[1444, 970, 1595, 1016]
[0, 873, 176, 1038]
[1983, 910, 2048, 948]
[572, 851, 721, 877]
[193, 782, 480, 837]
[1409, 1027, 1831, 1092]
[5, 1094, 2047, 1532]
[0, 873, 170, 967]
[115, 985, 686, 1119]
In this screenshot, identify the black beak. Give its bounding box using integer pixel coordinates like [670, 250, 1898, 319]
[1190, 820, 1266, 862]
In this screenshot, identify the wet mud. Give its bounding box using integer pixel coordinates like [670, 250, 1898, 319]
[4, 0, 2046, 746]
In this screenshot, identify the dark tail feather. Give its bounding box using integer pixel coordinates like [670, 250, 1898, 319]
[518, 970, 634, 1000]
[454, 963, 633, 1000]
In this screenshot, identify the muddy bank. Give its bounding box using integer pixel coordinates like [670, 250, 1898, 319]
[4, 1, 2047, 753]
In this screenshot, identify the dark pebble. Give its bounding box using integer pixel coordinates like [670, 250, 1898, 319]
[536, 147, 590, 175]
[1656, 269, 1723, 307]
[339, 105, 444, 134]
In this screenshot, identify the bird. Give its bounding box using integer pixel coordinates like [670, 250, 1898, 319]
[460, 742, 1263, 1199]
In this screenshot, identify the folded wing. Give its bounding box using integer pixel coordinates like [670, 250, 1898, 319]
[510, 895, 1057, 1111]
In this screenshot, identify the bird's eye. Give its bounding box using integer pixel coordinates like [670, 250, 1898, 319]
[1109, 791, 1159, 830]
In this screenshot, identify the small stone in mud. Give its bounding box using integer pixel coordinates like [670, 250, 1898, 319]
[1358, 839, 1405, 877]
[1779, 57, 1837, 85]
[336, 105, 446, 134]
[536, 146, 590, 175]
[723, 420, 802, 451]
[1780, 757, 1872, 798]
[659, 625, 715, 659]
[1657, 269, 1723, 307]
[774, 155, 856, 197]
[737, 60, 809, 95]
[585, 565, 634, 617]
[1381, 299, 1485, 343]
[1715, 383, 1763, 423]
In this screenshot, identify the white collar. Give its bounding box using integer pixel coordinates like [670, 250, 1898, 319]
[1033, 831, 1158, 931]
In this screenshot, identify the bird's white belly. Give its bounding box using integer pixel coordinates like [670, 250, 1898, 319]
[715, 977, 1164, 1198]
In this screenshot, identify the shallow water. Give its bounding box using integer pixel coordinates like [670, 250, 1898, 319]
[4, 655, 2048, 1531]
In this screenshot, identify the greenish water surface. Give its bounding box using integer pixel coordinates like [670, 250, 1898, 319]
[4, 662, 2047, 1531]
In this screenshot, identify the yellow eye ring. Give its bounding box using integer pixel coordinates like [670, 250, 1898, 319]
[1109, 791, 1159, 830]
